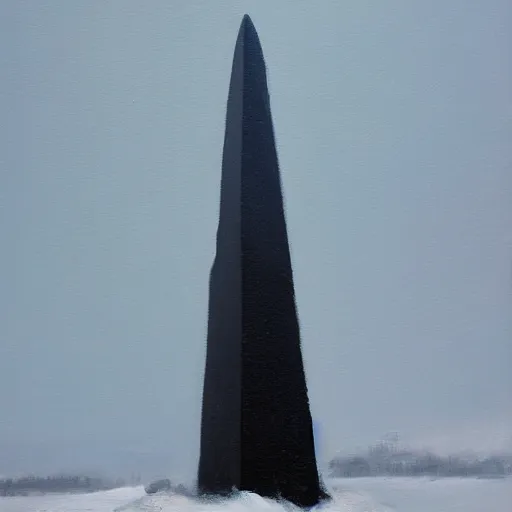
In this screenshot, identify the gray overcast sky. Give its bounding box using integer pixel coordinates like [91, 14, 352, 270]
[1, 1, 511, 478]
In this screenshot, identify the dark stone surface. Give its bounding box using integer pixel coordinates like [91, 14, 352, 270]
[198, 14, 328, 508]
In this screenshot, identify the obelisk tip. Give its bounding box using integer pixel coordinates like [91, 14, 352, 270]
[241, 14, 253, 27]
[239, 14, 258, 39]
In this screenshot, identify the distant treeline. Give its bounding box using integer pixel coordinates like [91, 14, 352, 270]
[329, 441, 512, 478]
[0, 474, 125, 497]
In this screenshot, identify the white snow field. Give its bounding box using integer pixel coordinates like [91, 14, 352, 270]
[0, 477, 511, 512]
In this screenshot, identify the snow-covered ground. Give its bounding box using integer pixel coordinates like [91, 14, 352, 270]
[0, 477, 510, 512]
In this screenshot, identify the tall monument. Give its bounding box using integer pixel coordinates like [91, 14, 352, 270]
[198, 15, 328, 508]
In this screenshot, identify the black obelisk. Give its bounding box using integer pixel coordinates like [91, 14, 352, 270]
[198, 15, 328, 508]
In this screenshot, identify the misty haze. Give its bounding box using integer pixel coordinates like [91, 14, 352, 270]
[1, 1, 510, 511]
